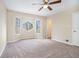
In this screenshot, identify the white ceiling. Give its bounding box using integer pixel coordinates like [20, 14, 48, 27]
[3, 0, 79, 16]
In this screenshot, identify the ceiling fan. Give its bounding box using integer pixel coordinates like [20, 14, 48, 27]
[32, 0, 61, 11]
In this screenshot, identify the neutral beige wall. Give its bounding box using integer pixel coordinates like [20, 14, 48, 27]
[0, 0, 7, 56]
[47, 5, 79, 44]
[7, 10, 47, 42]
[46, 19, 52, 39]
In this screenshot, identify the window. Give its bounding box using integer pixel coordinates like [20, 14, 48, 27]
[36, 20, 40, 33]
[23, 21, 33, 31]
[16, 18, 20, 34]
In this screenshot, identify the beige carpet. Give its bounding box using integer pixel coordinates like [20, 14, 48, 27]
[1, 39, 79, 58]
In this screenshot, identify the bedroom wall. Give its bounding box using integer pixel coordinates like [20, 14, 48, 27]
[47, 5, 79, 44]
[7, 10, 47, 42]
[46, 19, 52, 39]
[0, 0, 7, 56]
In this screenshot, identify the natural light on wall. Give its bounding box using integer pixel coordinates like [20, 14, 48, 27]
[47, 19, 52, 39]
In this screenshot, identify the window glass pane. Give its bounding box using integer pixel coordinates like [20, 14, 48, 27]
[23, 21, 33, 31]
[36, 20, 40, 33]
[16, 18, 20, 34]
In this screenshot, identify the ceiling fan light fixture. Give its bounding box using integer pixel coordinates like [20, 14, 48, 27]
[33, 0, 61, 11]
[43, 5, 48, 8]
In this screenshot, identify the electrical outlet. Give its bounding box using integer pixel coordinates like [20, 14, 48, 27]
[66, 40, 69, 42]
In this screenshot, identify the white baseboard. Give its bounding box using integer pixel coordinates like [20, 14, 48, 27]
[7, 38, 35, 43]
[0, 43, 6, 57]
[53, 39, 72, 45]
[7, 39, 20, 43]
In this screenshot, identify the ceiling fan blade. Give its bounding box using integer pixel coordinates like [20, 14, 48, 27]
[49, 0, 61, 5]
[32, 3, 44, 5]
[39, 7, 43, 11]
[47, 6, 52, 11]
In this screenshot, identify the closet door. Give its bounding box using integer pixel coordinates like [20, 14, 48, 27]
[72, 12, 79, 46]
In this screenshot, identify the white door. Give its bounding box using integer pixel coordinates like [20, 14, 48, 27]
[72, 12, 79, 46]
